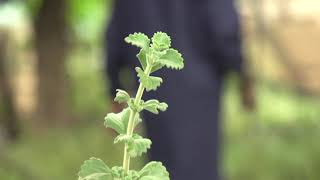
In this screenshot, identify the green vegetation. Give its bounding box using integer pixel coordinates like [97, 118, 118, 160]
[1, 74, 320, 180]
[78, 32, 184, 180]
[1, 1, 320, 180]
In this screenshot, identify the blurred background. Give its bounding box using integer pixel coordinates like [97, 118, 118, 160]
[0, 0, 319, 179]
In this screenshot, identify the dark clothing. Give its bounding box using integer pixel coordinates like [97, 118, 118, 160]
[106, 0, 243, 179]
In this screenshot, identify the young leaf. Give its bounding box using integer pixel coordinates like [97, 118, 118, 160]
[158, 49, 184, 70]
[143, 99, 168, 114]
[110, 166, 125, 179]
[78, 158, 112, 180]
[114, 89, 130, 104]
[134, 113, 143, 126]
[114, 134, 131, 144]
[137, 49, 148, 70]
[125, 32, 150, 49]
[127, 134, 152, 158]
[150, 62, 164, 73]
[151, 32, 171, 50]
[127, 99, 144, 112]
[104, 108, 131, 134]
[136, 67, 163, 91]
[144, 76, 163, 92]
[138, 162, 170, 180]
[111, 167, 140, 179]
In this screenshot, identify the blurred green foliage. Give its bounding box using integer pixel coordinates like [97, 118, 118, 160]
[24, 0, 111, 42]
[0, 125, 144, 180]
[223, 76, 320, 180]
[67, 0, 112, 42]
[1, 76, 320, 179]
[1, 0, 320, 179]
[67, 47, 110, 122]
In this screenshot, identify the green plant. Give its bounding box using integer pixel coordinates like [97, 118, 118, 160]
[78, 32, 184, 180]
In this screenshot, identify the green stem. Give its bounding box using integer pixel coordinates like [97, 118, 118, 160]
[122, 64, 152, 173]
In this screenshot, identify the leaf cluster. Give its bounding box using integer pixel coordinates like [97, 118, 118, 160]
[126, 32, 184, 92]
[78, 158, 169, 180]
[78, 32, 184, 180]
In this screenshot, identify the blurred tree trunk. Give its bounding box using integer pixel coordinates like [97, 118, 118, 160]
[250, 0, 266, 39]
[0, 31, 19, 140]
[250, 0, 306, 93]
[278, 0, 292, 23]
[34, 0, 71, 125]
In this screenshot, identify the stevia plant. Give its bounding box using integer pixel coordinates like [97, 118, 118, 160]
[78, 32, 184, 180]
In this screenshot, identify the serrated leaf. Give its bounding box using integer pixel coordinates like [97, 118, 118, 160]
[125, 33, 150, 49]
[134, 113, 143, 126]
[127, 98, 145, 112]
[114, 134, 131, 144]
[136, 67, 163, 91]
[78, 158, 112, 180]
[114, 114, 143, 144]
[143, 100, 168, 114]
[158, 49, 184, 70]
[150, 62, 164, 73]
[111, 167, 140, 180]
[104, 108, 131, 134]
[144, 76, 162, 92]
[137, 47, 165, 71]
[127, 134, 152, 158]
[110, 166, 124, 179]
[137, 49, 148, 70]
[151, 32, 171, 50]
[114, 89, 130, 104]
[138, 162, 170, 180]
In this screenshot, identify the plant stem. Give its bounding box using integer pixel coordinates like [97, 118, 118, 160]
[122, 64, 152, 173]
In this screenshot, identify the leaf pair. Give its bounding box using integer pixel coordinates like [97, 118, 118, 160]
[111, 90, 167, 131]
[115, 134, 151, 158]
[78, 158, 169, 180]
[125, 32, 171, 51]
[136, 67, 162, 91]
[143, 99, 168, 114]
[114, 89, 130, 104]
[114, 89, 144, 112]
[136, 47, 166, 73]
[104, 108, 141, 134]
[126, 32, 184, 73]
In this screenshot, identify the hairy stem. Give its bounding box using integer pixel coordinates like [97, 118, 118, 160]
[123, 64, 152, 173]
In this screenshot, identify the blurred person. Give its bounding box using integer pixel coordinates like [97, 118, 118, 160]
[105, 0, 254, 179]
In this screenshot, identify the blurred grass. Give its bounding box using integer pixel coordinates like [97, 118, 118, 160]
[1, 1, 320, 179]
[1, 125, 144, 180]
[1, 71, 320, 179]
[67, 47, 110, 122]
[223, 76, 320, 180]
